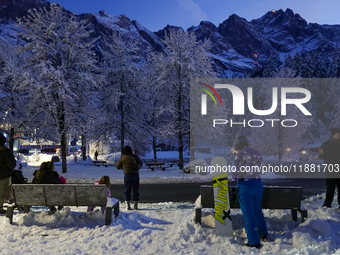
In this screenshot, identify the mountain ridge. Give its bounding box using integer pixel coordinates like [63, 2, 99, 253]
[1, 1, 340, 77]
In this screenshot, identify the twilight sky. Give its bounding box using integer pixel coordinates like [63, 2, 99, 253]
[56, 0, 340, 32]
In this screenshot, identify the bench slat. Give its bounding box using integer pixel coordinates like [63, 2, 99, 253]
[201, 185, 303, 209]
[75, 186, 107, 206]
[12, 184, 107, 206]
[14, 186, 46, 205]
[197, 185, 307, 224]
[45, 186, 77, 206]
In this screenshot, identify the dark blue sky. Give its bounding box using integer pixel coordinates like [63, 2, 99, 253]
[56, 0, 340, 32]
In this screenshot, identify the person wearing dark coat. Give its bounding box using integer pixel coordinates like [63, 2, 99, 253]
[32, 161, 63, 184]
[0, 133, 16, 214]
[319, 127, 340, 208]
[116, 145, 143, 210]
[32, 161, 63, 213]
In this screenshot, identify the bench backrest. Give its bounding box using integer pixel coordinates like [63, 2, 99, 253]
[201, 185, 302, 209]
[12, 184, 107, 207]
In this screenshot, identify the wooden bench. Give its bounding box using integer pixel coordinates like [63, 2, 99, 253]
[93, 160, 108, 167]
[196, 148, 211, 154]
[145, 159, 158, 163]
[145, 162, 168, 171]
[168, 159, 181, 167]
[6, 184, 119, 225]
[195, 185, 308, 224]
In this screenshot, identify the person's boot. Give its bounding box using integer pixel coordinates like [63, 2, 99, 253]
[243, 243, 261, 249]
[134, 201, 138, 210]
[126, 201, 132, 210]
[48, 206, 56, 215]
[0, 207, 6, 214]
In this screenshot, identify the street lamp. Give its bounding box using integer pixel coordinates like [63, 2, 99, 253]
[286, 147, 291, 158]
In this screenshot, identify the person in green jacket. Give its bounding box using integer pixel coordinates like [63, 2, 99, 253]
[116, 146, 143, 210]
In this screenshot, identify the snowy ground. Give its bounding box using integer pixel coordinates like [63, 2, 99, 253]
[1, 151, 339, 254]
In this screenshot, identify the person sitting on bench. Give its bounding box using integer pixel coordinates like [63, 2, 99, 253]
[32, 161, 65, 213]
[87, 175, 111, 213]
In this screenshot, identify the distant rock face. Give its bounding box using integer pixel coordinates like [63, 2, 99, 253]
[1, 1, 340, 76]
[218, 14, 275, 60]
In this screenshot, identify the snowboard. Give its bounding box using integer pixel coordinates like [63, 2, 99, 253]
[211, 157, 233, 237]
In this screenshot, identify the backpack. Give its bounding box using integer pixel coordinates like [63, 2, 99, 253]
[131, 155, 140, 170]
[12, 170, 28, 184]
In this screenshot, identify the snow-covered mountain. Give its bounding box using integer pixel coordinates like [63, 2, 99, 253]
[1, 0, 340, 77]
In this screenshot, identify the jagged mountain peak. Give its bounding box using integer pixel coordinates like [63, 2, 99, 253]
[251, 8, 307, 29]
[188, 21, 217, 36]
[154, 25, 184, 40]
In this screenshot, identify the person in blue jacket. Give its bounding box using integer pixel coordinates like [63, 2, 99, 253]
[232, 135, 268, 249]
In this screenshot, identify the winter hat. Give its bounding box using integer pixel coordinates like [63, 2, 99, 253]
[122, 145, 133, 155]
[40, 161, 55, 171]
[233, 135, 248, 151]
[331, 127, 340, 136]
[0, 133, 6, 144]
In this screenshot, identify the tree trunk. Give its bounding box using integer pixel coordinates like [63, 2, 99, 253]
[178, 133, 184, 169]
[120, 93, 125, 152]
[61, 132, 67, 173]
[58, 101, 67, 173]
[177, 80, 183, 170]
[9, 99, 15, 152]
[82, 134, 86, 161]
[278, 124, 283, 162]
[152, 136, 157, 160]
[9, 127, 15, 152]
[189, 138, 195, 161]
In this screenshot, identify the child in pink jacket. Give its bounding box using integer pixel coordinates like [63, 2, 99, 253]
[87, 175, 111, 213]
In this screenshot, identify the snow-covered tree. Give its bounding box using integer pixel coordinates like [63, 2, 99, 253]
[149, 29, 215, 169]
[0, 41, 31, 151]
[283, 54, 293, 69]
[98, 32, 146, 153]
[302, 53, 314, 78]
[250, 70, 312, 161]
[331, 45, 340, 78]
[292, 52, 303, 77]
[18, 4, 99, 172]
[263, 57, 278, 77]
[136, 61, 172, 159]
[311, 51, 325, 78]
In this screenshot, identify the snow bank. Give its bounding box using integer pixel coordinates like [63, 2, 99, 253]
[2, 198, 340, 254]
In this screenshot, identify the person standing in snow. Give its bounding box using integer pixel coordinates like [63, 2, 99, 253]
[116, 145, 143, 210]
[232, 136, 268, 249]
[87, 175, 111, 213]
[94, 150, 98, 161]
[319, 127, 340, 208]
[0, 133, 16, 214]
